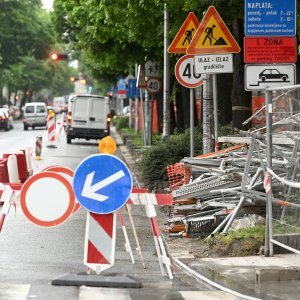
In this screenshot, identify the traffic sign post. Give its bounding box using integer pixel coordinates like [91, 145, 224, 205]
[175, 54, 204, 157]
[244, 37, 297, 64]
[73, 154, 133, 214]
[245, 0, 296, 36]
[186, 6, 241, 55]
[168, 12, 200, 54]
[42, 165, 80, 214]
[186, 6, 240, 152]
[146, 77, 162, 94]
[194, 54, 233, 74]
[245, 64, 296, 91]
[20, 172, 75, 227]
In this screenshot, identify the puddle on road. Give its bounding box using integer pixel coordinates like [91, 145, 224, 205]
[186, 262, 300, 300]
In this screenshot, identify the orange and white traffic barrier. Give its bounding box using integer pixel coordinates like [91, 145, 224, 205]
[118, 209, 135, 264]
[128, 192, 173, 206]
[47, 114, 57, 148]
[35, 136, 43, 160]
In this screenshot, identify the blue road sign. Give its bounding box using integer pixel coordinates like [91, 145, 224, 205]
[245, 0, 296, 36]
[127, 79, 139, 98]
[73, 154, 133, 214]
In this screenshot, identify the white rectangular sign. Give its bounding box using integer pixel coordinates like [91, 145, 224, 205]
[194, 54, 233, 74]
[245, 64, 296, 91]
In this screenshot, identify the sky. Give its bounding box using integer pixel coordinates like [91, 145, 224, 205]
[42, 0, 53, 11]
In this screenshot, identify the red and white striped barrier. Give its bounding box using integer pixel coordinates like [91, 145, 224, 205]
[84, 212, 116, 274]
[128, 192, 173, 206]
[47, 116, 56, 148]
[0, 186, 15, 233]
[35, 136, 42, 160]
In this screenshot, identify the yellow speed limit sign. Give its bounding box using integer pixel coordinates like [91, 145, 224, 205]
[146, 77, 162, 94]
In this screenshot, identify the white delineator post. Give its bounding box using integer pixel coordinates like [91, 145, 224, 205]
[84, 212, 116, 274]
[118, 210, 135, 264]
[145, 196, 173, 279]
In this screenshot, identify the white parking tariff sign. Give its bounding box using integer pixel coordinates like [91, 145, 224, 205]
[245, 64, 295, 91]
[175, 55, 203, 88]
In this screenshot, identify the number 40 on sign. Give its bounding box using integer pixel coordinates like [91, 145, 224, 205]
[175, 55, 203, 88]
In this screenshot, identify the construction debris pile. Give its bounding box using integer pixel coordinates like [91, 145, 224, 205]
[166, 124, 300, 238]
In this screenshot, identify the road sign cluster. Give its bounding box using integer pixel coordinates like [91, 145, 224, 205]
[169, 2, 297, 92]
[244, 0, 297, 91]
[168, 7, 240, 89]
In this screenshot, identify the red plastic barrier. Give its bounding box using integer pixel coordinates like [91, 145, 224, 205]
[0, 159, 9, 183]
[16, 152, 28, 183]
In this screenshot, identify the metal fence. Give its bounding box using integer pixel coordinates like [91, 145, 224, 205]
[264, 85, 300, 255]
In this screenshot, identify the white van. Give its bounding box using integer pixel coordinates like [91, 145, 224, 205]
[23, 102, 47, 130]
[66, 94, 111, 144]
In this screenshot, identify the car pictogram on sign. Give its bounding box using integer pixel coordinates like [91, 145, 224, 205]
[258, 69, 289, 82]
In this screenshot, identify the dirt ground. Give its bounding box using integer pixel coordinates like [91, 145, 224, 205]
[157, 207, 264, 258]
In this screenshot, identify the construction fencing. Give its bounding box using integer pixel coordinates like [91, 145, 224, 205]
[264, 85, 300, 255]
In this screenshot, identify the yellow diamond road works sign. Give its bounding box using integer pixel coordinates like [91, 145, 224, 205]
[168, 12, 200, 54]
[187, 6, 240, 55]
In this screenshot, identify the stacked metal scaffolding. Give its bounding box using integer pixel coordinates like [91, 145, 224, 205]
[167, 86, 300, 255]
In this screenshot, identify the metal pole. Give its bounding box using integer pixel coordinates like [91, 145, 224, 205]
[212, 74, 219, 151]
[140, 88, 146, 146]
[135, 96, 139, 134]
[190, 88, 194, 157]
[144, 89, 150, 145]
[265, 89, 273, 257]
[162, 4, 170, 139]
[135, 64, 139, 134]
[129, 97, 133, 128]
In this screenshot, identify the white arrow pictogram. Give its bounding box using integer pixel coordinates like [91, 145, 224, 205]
[81, 170, 125, 202]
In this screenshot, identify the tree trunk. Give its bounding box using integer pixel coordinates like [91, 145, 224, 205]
[231, 18, 252, 130]
[217, 73, 233, 125]
[203, 74, 214, 153]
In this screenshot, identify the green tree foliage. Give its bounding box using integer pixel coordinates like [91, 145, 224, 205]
[0, 0, 74, 104]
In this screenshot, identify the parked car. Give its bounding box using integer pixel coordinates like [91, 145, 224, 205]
[0, 108, 13, 129]
[22, 102, 47, 130]
[0, 110, 10, 131]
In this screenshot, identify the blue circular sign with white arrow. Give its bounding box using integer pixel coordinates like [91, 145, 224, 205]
[73, 154, 133, 214]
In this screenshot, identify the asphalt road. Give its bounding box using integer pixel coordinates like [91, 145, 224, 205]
[0, 119, 214, 300]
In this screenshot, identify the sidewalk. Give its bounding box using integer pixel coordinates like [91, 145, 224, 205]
[111, 126, 300, 300]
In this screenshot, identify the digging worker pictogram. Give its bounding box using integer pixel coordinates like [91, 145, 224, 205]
[182, 28, 194, 46]
[202, 24, 216, 45]
[202, 24, 228, 46]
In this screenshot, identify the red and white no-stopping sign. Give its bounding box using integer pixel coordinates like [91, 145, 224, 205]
[20, 172, 75, 227]
[42, 165, 80, 214]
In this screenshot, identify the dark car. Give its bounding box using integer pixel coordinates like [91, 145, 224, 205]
[0, 110, 10, 131]
[259, 69, 288, 82]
